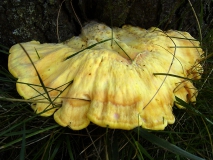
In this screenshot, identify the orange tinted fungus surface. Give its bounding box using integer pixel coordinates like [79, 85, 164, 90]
[8, 22, 204, 130]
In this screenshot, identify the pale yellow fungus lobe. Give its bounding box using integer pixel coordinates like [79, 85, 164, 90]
[8, 22, 203, 130]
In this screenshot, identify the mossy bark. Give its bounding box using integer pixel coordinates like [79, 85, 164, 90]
[0, 0, 77, 47]
[0, 0, 212, 48]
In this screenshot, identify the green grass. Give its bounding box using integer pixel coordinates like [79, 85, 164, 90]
[0, 1, 213, 160]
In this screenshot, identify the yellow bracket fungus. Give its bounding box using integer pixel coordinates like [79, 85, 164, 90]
[8, 22, 204, 130]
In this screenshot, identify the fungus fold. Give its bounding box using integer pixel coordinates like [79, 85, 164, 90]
[8, 22, 204, 130]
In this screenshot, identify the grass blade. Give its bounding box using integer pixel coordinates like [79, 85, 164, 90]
[175, 96, 213, 125]
[65, 135, 75, 160]
[0, 124, 59, 149]
[134, 128, 205, 160]
[20, 123, 26, 160]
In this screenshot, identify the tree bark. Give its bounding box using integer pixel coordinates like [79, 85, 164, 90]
[0, 0, 212, 48]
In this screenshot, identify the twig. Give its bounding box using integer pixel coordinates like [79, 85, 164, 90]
[57, 0, 65, 43]
[188, 0, 202, 44]
[70, 0, 83, 30]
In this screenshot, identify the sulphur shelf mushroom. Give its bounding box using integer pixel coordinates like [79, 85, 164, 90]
[8, 22, 204, 130]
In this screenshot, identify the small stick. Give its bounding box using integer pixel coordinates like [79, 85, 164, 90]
[57, 0, 65, 43]
[70, 0, 83, 30]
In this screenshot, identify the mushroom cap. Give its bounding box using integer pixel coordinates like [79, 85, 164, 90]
[8, 22, 204, 130]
